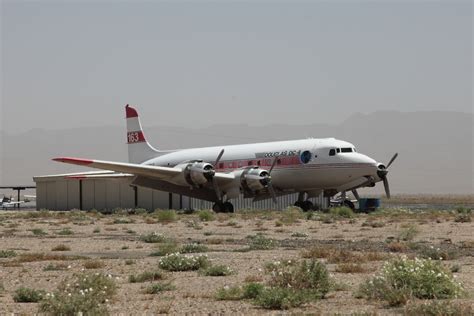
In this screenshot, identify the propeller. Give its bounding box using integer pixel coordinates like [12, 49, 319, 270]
[265, 157, 279, 204]
[211, 149, 225, 201]
[377, 153, 398, 199]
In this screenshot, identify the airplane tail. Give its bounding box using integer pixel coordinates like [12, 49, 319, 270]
[125, 105, 162, 163]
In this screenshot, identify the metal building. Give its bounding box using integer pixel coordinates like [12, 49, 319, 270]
[33, 173, 327, 211]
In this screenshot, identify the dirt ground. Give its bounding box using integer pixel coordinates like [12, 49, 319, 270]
[0, 206, 473, 315]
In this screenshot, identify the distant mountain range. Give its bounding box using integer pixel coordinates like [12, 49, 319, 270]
[1, 111, 472, 194]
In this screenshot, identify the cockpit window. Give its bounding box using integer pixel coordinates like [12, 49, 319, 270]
[336, 148, 341, 153]
[329, 149, 336, 156]
[341, 148, 352, 153]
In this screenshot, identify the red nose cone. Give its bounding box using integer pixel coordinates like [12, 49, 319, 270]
[125, 104, 138, 118]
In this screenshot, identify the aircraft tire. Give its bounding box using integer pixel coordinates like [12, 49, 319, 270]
[223, 201, 234, 213]
[301, 200, 314, 212]
[212, 203, 223, 213]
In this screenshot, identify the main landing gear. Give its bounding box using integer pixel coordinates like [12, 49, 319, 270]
[212, 201, 234, 213]
[294, 200, 315, 212]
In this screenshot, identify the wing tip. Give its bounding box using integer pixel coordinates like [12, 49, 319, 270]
[52, 157, 94, 165]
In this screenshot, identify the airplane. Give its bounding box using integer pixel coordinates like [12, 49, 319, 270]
[53, 105, 398, 212]
[0, 196, 25, 210]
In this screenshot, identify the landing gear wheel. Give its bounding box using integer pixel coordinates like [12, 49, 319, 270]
[223, 201, 234, 213]
[294, 200, 314, 212]
[343, 199, 355, 210]
[212, 202, 223, 213]
[212, 201, 234, 213]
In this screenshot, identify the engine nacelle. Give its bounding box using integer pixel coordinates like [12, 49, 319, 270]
[173, 161, 214, 186]
[239, 167, 270, 193]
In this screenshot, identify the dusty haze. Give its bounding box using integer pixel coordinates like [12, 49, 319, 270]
[1, 1, 472, 194]
[1, 110, 473, 195]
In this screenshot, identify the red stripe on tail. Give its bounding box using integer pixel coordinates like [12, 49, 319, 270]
[127, 131, 146, 144]
[125, 104, 138, 118]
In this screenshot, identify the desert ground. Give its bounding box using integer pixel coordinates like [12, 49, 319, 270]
[0, 203, 473, 315]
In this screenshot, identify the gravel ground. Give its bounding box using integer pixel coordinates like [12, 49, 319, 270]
[0, 208, 473, 315]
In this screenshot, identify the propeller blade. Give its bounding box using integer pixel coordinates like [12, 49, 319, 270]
[386, 153, 398, 169]
[269, 156, 279, 174]
[383, 177, 391, 199]
[214, 149, 225, 167]
[351, 189, 360, 201]
[267, 183, 278, 204]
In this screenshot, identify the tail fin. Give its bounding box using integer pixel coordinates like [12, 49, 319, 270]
[125, 104, 161, 163]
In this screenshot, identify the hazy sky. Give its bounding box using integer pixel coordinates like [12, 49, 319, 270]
[1, 0, 472, 133]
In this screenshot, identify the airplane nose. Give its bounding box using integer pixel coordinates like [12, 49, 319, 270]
[352, 153, 377, 166]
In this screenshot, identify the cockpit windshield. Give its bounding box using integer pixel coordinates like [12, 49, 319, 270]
[329, 147, 356, 155]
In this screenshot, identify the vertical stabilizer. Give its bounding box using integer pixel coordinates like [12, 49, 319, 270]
[125, 105, 161, 163]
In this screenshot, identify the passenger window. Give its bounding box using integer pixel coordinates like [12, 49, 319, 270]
[329, 149, 336, 156]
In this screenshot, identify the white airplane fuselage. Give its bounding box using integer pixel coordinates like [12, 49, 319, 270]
[144, 138, 378, 194]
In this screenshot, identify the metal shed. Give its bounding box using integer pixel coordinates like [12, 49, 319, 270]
[34, 173, 327, 211]
[33, 173, 187, 211]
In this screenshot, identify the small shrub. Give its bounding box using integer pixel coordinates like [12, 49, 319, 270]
[301, 246, 332, 259]
[13, 287, 45, 302]
[56, 228, 74, 235]
[150, 242, 179, 257]
[215, 286, 243, 300]
[31, 228, 48, 236]
[197, 210, 215, 222]
[404, 300, 472, 316]
[159, 253, 209, 271]
[83, 260, 105, 269]
[139, 232, 166, 243]
[40, 273, 117, 315]
[329, 206, 354, 218]
[124, 259, 135, 265]
[247, 234, 276, 250]
[129, 271, 164, 283]
[357, 256, 464, 306]
[0, 250, 17, 258]
[242, 282, 264, 299]
[335, 263, 366, 273]
[418, 245, 458, 261]
[200, 265, 233, 276]
[291, 232, 309, 238]
[266, 259, 330, 298]
[113, 218, 134, 224]
[93, 227, 101, 233]
[144, 282, 175, 294]
[156, 210, 177, 223]
[280, 208, 304, 225]
[397, 224, 420, 241]
[179, 243, 208, 254]
[387, 242, 408, 253]
[253, 287, 308, 310]
[51, 244, 70, 252]
[43, 263, 68, 271]
[454, 213, 471, 223]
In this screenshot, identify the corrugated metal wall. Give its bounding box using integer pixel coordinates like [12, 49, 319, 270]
[34, 177, 189, 211]
[35, 176, 327, 211]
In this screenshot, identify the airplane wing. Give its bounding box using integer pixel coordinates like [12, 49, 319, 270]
[52, 157, 235, 184]
[53, 157, 182, 179]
